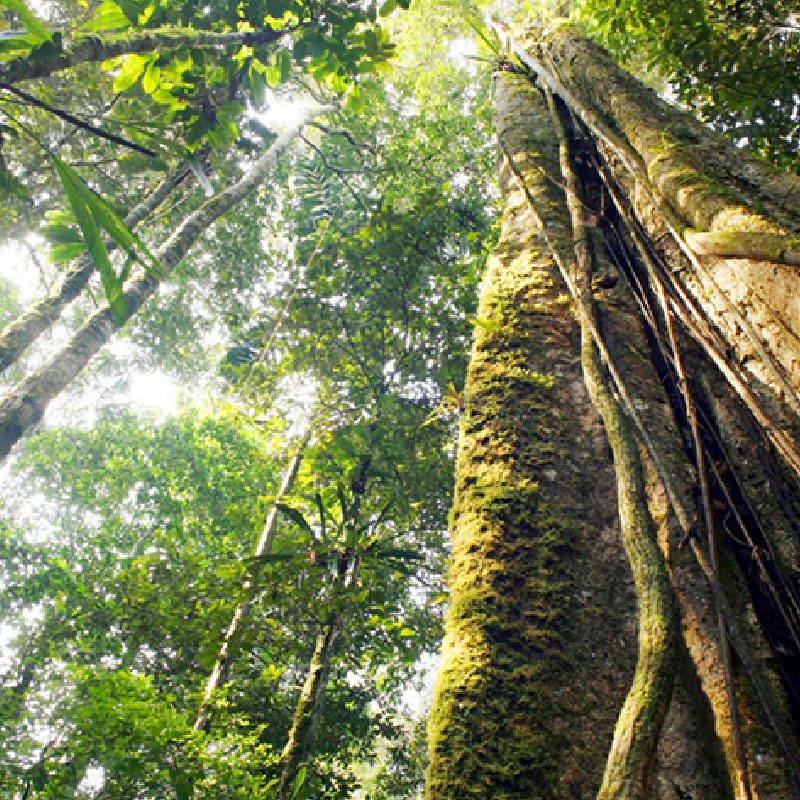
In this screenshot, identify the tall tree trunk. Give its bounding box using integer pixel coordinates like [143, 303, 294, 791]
[427, 23, 800, 800]
[0, 110, 325, 461]
[194, 434, 309, 732]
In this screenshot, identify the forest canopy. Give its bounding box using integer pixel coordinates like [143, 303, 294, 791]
[0, 1, 799, 799]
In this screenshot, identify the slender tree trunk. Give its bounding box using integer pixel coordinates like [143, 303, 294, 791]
[194, 434, 309, 732]
[272, 436, 374, 797]
[427, 23, 800, 800]
[274, 615, 343, 800]
[0, 160, 192, 375]
[0, 26, 287, 85]
[0, 110, 326, 461]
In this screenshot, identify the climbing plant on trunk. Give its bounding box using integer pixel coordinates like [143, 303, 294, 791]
[427, 21, 800, 800]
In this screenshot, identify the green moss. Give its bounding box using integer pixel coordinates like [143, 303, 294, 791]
[427, 149, 579, 800]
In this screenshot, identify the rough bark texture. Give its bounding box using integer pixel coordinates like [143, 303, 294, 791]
[428, 24, 800, 800]
[428, 73, 643, 800]
[515, 23, 800, 477]
[547, 91, 678, 800]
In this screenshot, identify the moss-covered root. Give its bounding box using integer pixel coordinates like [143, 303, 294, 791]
[547, 92, 678, 800]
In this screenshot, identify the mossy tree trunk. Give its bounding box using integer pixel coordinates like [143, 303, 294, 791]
[427, 23, 800, 800]
[0, 114, 321, 461]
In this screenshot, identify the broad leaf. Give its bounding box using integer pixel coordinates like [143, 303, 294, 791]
[52, 158, 127, 323]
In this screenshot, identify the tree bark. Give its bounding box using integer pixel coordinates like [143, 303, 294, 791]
[0, 160, 190, 375]
[427, 23, 800, 800]
[512, 25, 800, 478]
[429, 73, 652, 800]
[0, 111, 325, 461]
[274, 616, 343, 800]
[0, 26, 286, 85]
[194, 435, 309, 732]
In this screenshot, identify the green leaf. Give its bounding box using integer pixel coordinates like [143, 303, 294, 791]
[80, 182, 162, 276]
[0, 0, 51, 44]
[169, 770, 193, 800]
[292, 766, 307, 799]
[49, 242, 85, 263]
[0, 154, 28, 199]
[112, 53, 150, 93]
[42, 222, 81, 245]
[141, 60, 161, 94]
[52, 158, 127, 323]
[113, 0, 145, 24]
[85, 0, 130, 31]
[278, 48, 292, 83]
[335, 483, 348, 523]
[28, 31, 63, 59]
[276, 503, 314, 537]
[248, 66, 268, 108]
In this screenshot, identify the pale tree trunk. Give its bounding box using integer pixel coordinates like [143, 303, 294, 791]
[0, 110, 325, 461]
[0, 159, 193, 375]
[194, 434, 309, 733]
[427, 24, 800, 800]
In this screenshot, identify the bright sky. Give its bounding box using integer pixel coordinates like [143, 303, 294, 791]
[0, 240, 181, 425]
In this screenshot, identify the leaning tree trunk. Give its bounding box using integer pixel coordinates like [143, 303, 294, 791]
[427, 23, 800, 800]
[0, 110, 325, 461]
[0, 158, 194, 375]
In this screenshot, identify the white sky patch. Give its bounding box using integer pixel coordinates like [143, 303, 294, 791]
[400, 650, 440, 716]
[254, 92, 321, 133]
[125, 371, 180, 417]
[0, 240, 48, 303]
[77, 765, 106, 797]
[448, 36, 479, 72]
